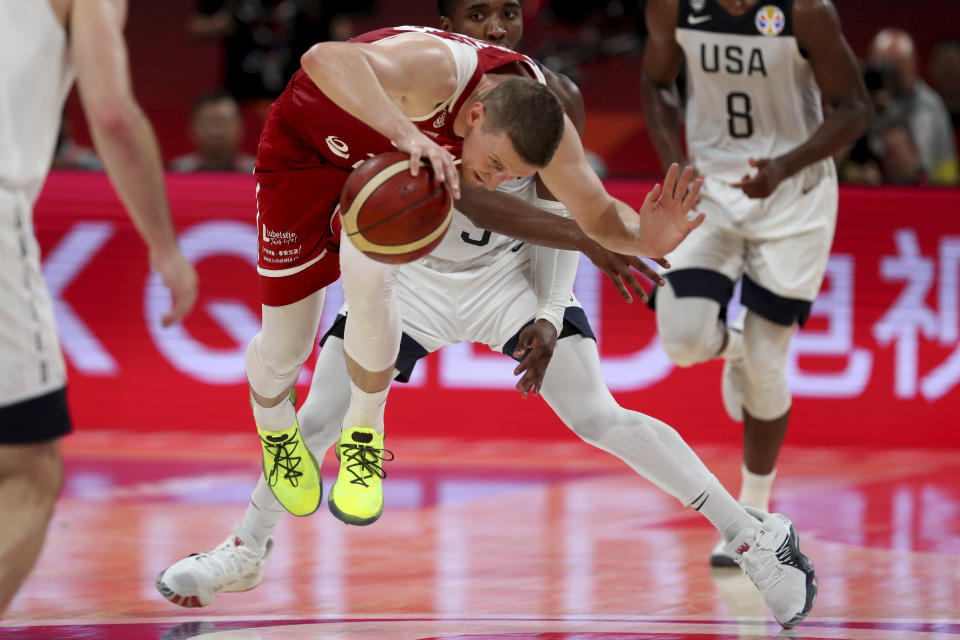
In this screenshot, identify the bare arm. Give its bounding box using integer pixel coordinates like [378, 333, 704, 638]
[71, 0, 197, 325]
[542, 68, 585, 137]
[539, 118, 703, 257]
[457, 185, 583, 250]
[733, 0, 869, 197]
[640, 0, 688, 171]
[300, 36, 461, 195]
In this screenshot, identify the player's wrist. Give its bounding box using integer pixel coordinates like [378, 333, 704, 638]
[534, 310, 564, 337]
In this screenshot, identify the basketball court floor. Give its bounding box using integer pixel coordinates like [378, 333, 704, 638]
[2, 430, 958, 640]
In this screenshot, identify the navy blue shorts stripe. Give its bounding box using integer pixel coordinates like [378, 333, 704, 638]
[664, 268, 736, 307]
[649, 268, 811, 327]
[501, 306, 596, 362]
[741, 273, 812, 327]
[0, 387, 72, 444]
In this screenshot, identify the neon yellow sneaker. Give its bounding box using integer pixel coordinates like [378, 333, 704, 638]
[327, 426, 394, 526]
[255, 391, 321, 517]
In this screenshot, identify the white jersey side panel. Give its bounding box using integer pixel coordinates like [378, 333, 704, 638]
[677, 9, 829, 187]
[0, 1, 75, 203]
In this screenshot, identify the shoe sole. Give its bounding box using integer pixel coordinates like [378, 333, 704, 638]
[709, 551, 739, 568]
[155, 570, 208, 608]
[779, 521, 818, 629]
[327, 485, 383, 526]
[155, 569, 264, 608]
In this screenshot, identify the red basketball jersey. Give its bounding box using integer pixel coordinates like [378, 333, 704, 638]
[255, 26, 542, 173]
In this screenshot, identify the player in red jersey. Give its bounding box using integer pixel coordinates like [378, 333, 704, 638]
[247, 23, 704, 521]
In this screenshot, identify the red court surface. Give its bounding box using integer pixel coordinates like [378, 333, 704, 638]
[2, 432, 959, 640]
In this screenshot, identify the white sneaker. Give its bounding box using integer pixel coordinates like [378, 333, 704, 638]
[709, 538, 739, 568]
[724, 506, 817, 628]
[721, 310, 746, 422]
[156, 527, 274, 608]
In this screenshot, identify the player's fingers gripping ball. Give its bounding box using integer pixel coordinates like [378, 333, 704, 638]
[340, 151, 454, 264]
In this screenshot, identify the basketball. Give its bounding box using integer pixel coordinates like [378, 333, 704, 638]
[339, 151, 453, 264]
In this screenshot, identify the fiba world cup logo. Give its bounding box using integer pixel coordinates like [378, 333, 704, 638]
[755, 5, 785, 35]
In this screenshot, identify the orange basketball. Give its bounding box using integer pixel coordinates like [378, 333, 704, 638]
[340, 152, 453, 264]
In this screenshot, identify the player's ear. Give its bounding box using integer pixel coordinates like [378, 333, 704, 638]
[466, 102, 486, 129]
[439, 16, 452, 31]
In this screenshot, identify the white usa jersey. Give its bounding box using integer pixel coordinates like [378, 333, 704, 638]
[677, 0, 830, 187]
[0, 1, 75, 204]
[416, 175, 536, 271]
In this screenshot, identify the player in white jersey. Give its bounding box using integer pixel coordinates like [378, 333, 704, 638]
[641, 0, 869, 566]
[157, 1, 819, 628]
[0, 0, 198, 614]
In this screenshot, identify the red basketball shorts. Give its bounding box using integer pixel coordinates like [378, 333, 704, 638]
[254, 166, 345, 306]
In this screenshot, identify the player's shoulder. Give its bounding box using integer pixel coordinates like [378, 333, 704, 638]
[789, 0, 844, 43]
[350, 26, 463, 54]
[542, 68, 582, 108]
[790, 0, 838, 15]
[790, 0, 840, 26]
[645, 0, 680, 32]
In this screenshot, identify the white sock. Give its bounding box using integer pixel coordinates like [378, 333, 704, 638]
[238, 479, 287, 549]
[692, 476, 757, 542]
[738, 464, 776, 512]
[252, 394, 297, 432]
[342, 381, 389, 433]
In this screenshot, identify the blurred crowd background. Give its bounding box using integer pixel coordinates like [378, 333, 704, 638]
[54, 0, 960, 186]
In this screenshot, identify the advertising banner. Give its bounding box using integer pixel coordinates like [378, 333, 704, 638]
[34, 172, 960, 447]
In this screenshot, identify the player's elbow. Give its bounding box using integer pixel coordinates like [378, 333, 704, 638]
[301, 42, 341, 76]
[834, 93, 871, 140]
[86, 94, 139, 139]
[640, 70, 670, 94]
[849, 98, 871, 138]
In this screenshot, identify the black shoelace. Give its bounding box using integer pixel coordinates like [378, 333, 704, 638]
[339, 442, 395, 487]
[260, 432, 304, 487]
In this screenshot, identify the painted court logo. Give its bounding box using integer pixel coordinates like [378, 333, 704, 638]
[755, 5, 785, 35]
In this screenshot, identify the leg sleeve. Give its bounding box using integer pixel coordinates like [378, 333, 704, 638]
[539, 335, 717, 506]
[339, 230, 402, 372]
[655, 278, 727, 368]
[245, 289, 326, 399]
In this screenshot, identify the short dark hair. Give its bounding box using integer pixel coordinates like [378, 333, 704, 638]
[190, 90, 238, 117]
[480, 77, 565, 167]
[437, 0, 452, 17]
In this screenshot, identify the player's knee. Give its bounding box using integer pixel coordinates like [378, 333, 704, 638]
[660, 331, 714, 368]
[245, 333, 309, 398]
[567, 416, 607, 445]
[742, 348, 791, 420]
[565, 406, 632, 446]
[740, 315, 794, 419]
[743, 378, 791, 420]
[1, 441, 64, 507]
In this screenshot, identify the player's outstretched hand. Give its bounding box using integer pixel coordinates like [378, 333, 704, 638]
[151, 245, 198, 327]
[637, 163, 704, 258]
[581, 240, 669, 304]
[512, 319, 558, 398]
[732, 157, 787, 199]
[395, 130, 461, 199]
